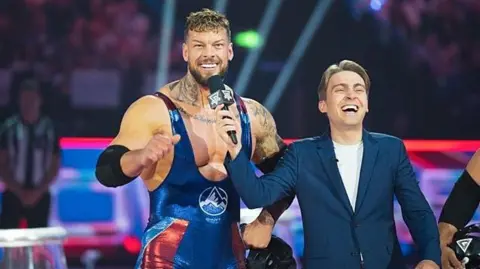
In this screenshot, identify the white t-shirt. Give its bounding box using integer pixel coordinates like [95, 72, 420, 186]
[333, 141, 364, 211]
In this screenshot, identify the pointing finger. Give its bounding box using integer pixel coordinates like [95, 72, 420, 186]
[171, 134, 181, 144]
[153, 135, 173, 146]
[153, 133, 170, 141]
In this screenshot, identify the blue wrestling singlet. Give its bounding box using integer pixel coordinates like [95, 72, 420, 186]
[135, 92, 252, 269]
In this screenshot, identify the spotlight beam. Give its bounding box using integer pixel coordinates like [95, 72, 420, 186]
[213, 0, 229, 14]
[264, 0, 333, 111]
[156, 0, 176, 89]
[233, 0, 284, 96]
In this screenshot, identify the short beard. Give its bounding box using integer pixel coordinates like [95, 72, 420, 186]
[188, 63, 228, 87]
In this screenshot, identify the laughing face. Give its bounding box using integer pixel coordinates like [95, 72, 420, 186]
[319, 70, 369, 128]
[182, 28, 233, 87]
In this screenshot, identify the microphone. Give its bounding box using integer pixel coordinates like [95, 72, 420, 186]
[207, 75, 237, 145]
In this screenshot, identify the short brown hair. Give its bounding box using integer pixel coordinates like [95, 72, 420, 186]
[184, 8, 231, 41]
[317, 60, 370, 100]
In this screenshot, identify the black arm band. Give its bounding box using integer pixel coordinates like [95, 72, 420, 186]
[95, 145, 137, 187]
[439, 170, 480, 229]
[255, 144, 287, 174]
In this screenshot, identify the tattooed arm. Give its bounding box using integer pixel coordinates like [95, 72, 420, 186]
[244, 98, 295, 226]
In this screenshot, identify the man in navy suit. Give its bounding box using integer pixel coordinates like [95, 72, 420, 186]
[215, 60, 441, 269]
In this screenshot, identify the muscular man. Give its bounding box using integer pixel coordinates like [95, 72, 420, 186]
[95, 8, 293, 269]
[438, 150, 480, 269]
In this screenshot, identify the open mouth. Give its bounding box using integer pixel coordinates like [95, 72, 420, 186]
[341, 105, 359, 114]
[200, 63, 218, 70]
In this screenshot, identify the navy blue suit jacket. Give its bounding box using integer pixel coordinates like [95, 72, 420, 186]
[225, 130, 441, 269]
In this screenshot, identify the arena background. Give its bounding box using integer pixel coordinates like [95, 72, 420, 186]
[0, 0, 479, 268]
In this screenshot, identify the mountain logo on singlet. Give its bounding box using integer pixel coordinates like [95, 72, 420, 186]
[199, 187, 228, 216]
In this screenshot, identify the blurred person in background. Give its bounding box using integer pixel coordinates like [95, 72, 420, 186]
[438, 150, 480, 269]
[0, 79, 61, 229]
[95, 8, 294, 268]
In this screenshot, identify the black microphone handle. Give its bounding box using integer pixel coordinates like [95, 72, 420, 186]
[221, 105, 238, 145]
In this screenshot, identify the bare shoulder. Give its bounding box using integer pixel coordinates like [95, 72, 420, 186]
[124, 94, 169, 126]
[240, 97, 276, 135]
[240, 97, 284, 162]
[467, 149, 480, 181]
[110, 93, 171, 149]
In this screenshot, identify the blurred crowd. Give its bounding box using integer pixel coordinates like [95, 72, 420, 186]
[0, 0, 159, 70]
[0, 0, 168, 135]
[375, 0, 480, 137]
[0, 0, 478, 139]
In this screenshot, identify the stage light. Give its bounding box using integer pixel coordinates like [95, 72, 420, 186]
[123, 235, 141, 254]
[370, 0, 384, 11]
[234, 30, 262, 49]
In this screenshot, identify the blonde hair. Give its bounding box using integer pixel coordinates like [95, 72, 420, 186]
[184, 8, 231, 41]
[317, 60, 370, 100]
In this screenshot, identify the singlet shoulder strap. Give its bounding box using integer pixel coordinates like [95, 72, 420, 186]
[234, 94, 248, 114]
[151, 92, 193, 159]
[153, 92, 177, 111]
[233, 93, 253, 158]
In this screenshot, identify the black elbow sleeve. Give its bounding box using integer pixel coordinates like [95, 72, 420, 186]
[439, 170, 480, 229]
[95, 145, 137, 187]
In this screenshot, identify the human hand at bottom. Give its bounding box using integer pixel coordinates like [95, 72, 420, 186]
[441, 245, 464, 269]
[242, 219, 274, 249]
[415, 259, 440, 269]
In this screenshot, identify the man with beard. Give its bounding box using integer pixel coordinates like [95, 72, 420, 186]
[95, 8, 294, 269]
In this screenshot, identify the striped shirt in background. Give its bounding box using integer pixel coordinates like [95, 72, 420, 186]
[0, 115, 60, 189]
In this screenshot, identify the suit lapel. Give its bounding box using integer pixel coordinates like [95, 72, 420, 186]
[316, 134, 354, 215]
[354, 130, 379, 213]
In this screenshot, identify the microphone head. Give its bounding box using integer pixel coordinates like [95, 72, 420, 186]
[207, 75, 224, 92]
[207, 75, 235, 109]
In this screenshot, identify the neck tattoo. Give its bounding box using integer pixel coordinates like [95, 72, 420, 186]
[169, 75, 241, 124]
[169, 75, 201, 106]
[176, 106, 242, 124]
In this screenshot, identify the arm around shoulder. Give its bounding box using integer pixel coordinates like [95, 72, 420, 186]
[95, 96, 169, 187]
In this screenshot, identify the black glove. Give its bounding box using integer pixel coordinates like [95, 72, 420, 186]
[243, 223, 297, 269]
